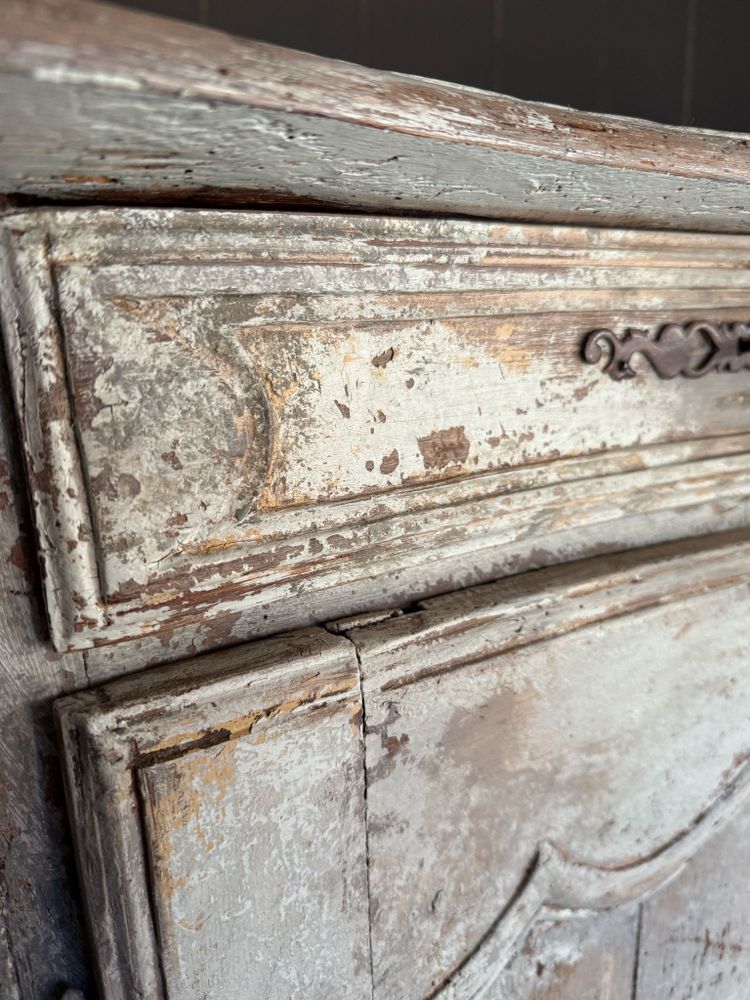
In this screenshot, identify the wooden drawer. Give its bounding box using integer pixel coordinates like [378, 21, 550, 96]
[3, 209, 750, 650]
[56, 530, 750, 999]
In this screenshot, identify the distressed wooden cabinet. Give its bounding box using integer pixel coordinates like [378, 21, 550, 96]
[2, 2, 750, 999]
[53, 533, 750, 999]
[56, 628, 372, 1000]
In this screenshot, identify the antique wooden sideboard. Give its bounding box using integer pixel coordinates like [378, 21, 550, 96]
[2, 2, 750, 998]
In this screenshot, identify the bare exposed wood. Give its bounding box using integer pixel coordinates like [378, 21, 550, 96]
[79, 470, 750, 685]
[346, 532, 750, 999]
[4, 208, 750, 651]
[2, 0, 750, 230]
[0, 346, 92, 995]
[55, 627, 370, 1000]
[3, 5, 750, 995]
[0, 893, 20, 1000]
[50, 531, 750, 999]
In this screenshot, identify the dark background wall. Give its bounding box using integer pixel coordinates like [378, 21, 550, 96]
[114, 0, 749, 132]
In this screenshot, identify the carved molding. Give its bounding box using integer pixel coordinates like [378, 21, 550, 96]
[433, 760, 750, 999]
[6, 209, 750, 650]
[583, 321, 750, 380]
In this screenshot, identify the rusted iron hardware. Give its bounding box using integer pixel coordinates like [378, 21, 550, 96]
[583, 321, 750, 380]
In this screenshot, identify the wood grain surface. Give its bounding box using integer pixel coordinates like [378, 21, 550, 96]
[2, 0, 750, 230]
[3, 5, 750, 997]
[636, 802, 750, 999]
[56, 627, 369, 1000]
[54, 531, 750, 999]
[3, 208, 750, 650]
[348, 531, 750, 998]
[0, 352, 92, 997]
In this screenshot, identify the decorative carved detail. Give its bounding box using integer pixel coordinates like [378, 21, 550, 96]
[583, 321, 750, 380]
[434, 759, 750, 999]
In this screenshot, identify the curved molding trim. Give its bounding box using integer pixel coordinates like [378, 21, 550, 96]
[433, 760, 750, 999]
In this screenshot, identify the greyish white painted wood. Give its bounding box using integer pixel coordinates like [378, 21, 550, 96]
[494, 905, 640, 999]
[3, 4, 750, 996]
[636, 802, 750, 998]
[0, 353, 93, 997]
[56, 531, 750, 999]
[346, 531, 750, 999]
[3, 208, 750, 652]
[55, 627, 370, 1000]
[2, 0, 750, 233]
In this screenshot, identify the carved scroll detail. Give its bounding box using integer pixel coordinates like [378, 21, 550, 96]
[432, 759, 750, 999]
[583, 321, 750, 380]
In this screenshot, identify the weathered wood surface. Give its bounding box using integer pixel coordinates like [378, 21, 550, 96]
[636, 799, 750, 999]
[55, 532, 750, 999]
[3, 208, 750, 651]
[494, 906, 640, 1000]
[3, 7, 750, 995]
[79, 458, 750, 685]
[0, 349, 92, 997]
[346, 531, 750, 999]
[2, 0, 750, 231]
[56, 627, 370, 1000]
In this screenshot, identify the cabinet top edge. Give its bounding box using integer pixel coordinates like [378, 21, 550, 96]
[7, 205, 750, 254]
[3, 0, 750, 233]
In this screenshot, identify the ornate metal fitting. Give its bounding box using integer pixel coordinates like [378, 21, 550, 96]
[583, 321, 750, 381]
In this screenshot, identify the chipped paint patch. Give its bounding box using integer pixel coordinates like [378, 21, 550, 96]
[417, 426, 470, 470]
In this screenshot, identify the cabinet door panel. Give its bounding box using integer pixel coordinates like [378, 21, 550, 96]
[636, 797, 750, 999]
[55, 628, 370, 1000]
[493, 907, 639, 1000]
[56, 532, 750, 999]
[346, 531, 750, 999]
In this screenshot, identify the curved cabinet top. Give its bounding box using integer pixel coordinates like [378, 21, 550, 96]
[2, 0, 750, 231]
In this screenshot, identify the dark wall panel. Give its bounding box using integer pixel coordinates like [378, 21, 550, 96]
[209, 0, 367, 64]
[596, 0, 690, 124]
[691, 0, 750, 131]
[366, 0, 494, 92]
[496, 0, 691, 124]
[495, 0, 604, 112]
[122, 0, 203, 22]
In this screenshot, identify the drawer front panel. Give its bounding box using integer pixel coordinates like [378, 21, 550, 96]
[4, 210, 750, 648]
